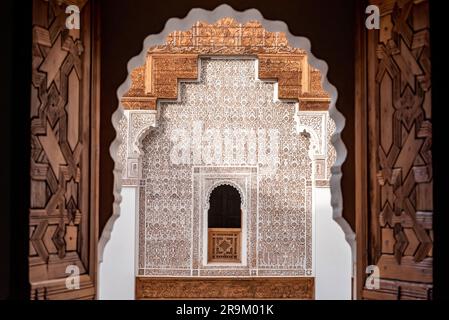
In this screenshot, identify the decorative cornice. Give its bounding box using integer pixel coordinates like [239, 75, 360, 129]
[121, 18, 330, 110]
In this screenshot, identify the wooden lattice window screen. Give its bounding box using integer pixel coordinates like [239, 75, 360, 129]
[208, 228, 241, 262]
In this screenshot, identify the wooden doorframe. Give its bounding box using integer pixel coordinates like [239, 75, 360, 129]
[354, 0, 369, 300]
[90, 0, 102, 298]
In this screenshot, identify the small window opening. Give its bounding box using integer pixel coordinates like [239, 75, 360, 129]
[207, 185, 242, 263]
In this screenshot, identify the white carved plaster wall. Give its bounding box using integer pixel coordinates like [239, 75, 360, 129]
[132, 58, 336, 277]
[99, 4, 354, 299]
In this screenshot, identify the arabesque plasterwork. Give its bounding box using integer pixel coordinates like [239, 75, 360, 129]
[115, 18, 336, 278]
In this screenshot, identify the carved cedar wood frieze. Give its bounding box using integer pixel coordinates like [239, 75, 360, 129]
[121, 18, 330, 111]
[136, 277, 315, 299]
[136, 59, 334, 278]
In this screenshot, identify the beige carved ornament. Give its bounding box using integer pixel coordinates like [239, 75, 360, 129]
[121, 18, 330, 111]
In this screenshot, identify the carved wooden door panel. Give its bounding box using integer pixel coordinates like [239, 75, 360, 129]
[363, 0, 432, 299]
[29, 0, 97, 299]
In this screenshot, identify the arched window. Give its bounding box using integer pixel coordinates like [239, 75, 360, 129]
[207, 185, 242, 263]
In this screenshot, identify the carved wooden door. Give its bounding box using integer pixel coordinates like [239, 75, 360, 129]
[362, 0, 432, 299]
[29, 0, 98, 299]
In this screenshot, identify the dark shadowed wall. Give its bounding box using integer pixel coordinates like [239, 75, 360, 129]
[1, 0, 31, 299]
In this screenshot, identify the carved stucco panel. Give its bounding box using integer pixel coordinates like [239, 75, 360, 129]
[113, 57, 337, 276]
[117, 110, 157, 184]
[138, 58, 317, 276]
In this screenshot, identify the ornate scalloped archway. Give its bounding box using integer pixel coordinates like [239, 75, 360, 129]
[99, 5, 354, 300]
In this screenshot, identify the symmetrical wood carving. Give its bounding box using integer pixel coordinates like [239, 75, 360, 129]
[136, 277, 314, 299]
[30, 0, 97, 299]
[121, 18, 330, 111]
[208, 228, 241, 262]
[362, 0, 432, 300]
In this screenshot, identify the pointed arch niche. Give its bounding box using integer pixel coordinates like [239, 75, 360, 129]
[99, 5, 354, 300]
